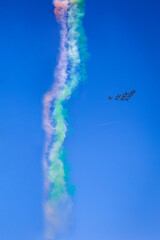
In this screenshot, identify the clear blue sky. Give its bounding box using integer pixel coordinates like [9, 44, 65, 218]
[0, 0, 160, 239]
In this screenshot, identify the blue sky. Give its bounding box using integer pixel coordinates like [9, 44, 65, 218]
[0, 0, 160, 239]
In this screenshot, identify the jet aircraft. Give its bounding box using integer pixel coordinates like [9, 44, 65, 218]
[108, 96, 113, 100]
[107, 89, 136, 102]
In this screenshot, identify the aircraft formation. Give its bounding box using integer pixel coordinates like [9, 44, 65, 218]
[108, 89, 136, 102]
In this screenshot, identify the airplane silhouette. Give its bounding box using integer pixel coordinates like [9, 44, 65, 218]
[107, 89, 136, 102]
[108, 96, 113, 100]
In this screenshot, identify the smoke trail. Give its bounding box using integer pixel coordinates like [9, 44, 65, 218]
[43, 0, 87, 238]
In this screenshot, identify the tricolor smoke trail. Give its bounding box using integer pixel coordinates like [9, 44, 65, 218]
[43, 0, 87, 238]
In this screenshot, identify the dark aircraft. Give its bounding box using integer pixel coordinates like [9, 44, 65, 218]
[120, 96, 125, 101]
[108, 96, 113, 100]
[116, 94, 121, 99]
[115, 96, 119, 100]
[107, 89, 136, 102]
[132, 89, 136, 94]
[122, 94, 128, 100]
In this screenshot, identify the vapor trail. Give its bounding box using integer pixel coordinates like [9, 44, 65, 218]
[43, 0, 87, 238]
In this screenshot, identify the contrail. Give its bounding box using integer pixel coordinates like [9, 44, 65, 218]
[43, 0, 87, 238]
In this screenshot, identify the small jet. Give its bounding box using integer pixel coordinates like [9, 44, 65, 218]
[120, 96, 125, 101]
[131, 89, 136, 94]
[124, 91, 130, 97]
[116, 94, 121, 99]
[128, 93, 132, 97]
[108, 96, 113, 100]
[115, 96, 119, 100]
[107, 89, 136, 102]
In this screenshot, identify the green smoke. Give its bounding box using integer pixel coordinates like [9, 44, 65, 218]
[43, 0, 87, 238]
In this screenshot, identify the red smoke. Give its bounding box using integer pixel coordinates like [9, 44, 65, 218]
[54, 1, 68, 19]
